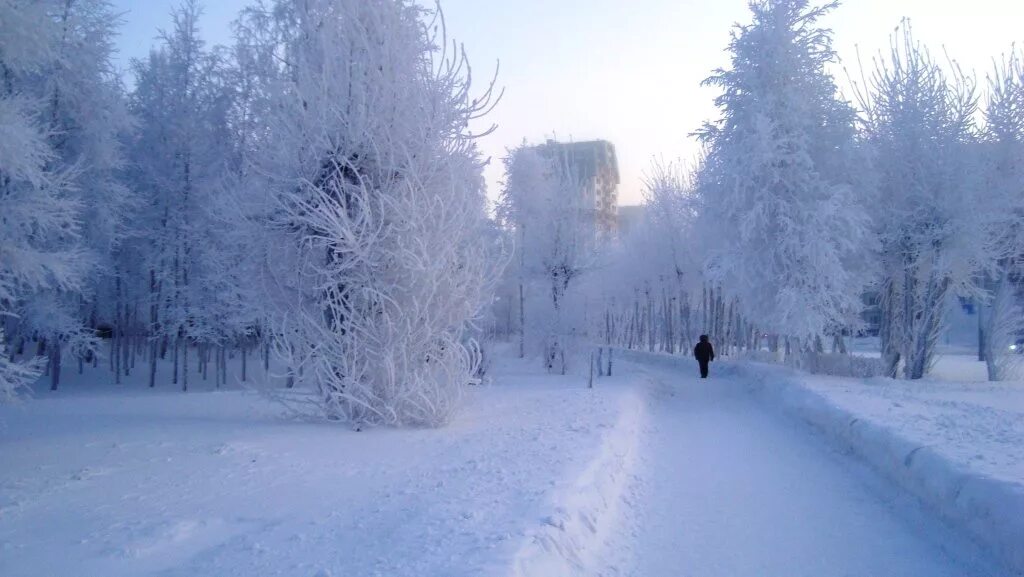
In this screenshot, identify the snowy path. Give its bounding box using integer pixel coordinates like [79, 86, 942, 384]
[599, 363, 1009, 577]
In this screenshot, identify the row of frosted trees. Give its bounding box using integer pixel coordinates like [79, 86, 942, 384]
[497, 0, 1024, 382]
[1, 0, 502, 425]
[616, 1, 1024, 380]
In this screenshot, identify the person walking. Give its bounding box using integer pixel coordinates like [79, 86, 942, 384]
[693, 335, 715, 379]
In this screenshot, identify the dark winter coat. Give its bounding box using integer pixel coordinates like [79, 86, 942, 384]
[694, 337, 715, 364]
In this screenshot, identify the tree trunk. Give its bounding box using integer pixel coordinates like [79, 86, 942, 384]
[109, 332, 115, 373]
[122, 323, 130, 378]
[49, 342, 61, 391]
[113, 328, 121, 386]
[977, 295, 986, 362]
[149, 340, 158, 388]
[172, 337, 179, 386]
[984, 272, 1020, 381]
[182, 340, 189, 392]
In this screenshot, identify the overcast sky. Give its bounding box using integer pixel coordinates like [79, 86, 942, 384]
[111, 0, 1024, 205]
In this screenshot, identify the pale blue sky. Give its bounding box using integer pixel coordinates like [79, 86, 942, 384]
[112, 0, 1024, 205]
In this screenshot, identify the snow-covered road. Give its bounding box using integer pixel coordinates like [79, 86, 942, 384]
[599, 364, 1009, 577]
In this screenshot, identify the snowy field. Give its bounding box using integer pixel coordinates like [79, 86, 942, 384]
[0, 350, 644, 577]
[3, 347, 1022, 576]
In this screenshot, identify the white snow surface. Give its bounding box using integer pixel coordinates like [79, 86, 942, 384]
[728, 359, 1024, 574]
[778, 369, 1024, 486]
[0, 353, 643, 577]
[599, 350, 1010, 577]
[3, 348, 1020, 577]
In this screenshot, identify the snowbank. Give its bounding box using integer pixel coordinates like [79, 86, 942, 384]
[732, 362, 1024, 574]
[508, 380, 645, 577]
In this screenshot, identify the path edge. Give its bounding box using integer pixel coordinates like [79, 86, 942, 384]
[730, 361, 1024, 575]
[506, 384, 646, 577]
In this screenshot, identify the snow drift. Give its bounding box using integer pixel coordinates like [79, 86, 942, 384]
[508, 384, 646, 577]
[734, 362, 1024, 574]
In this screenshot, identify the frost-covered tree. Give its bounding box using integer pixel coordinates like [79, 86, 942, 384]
[0, 85, 84, 318]
[979, 48, 1024, 380]
[500, 144, 598, 373]
[858, 25, 999, 379]
[0, 327, 42, 402]
[694, 0, 872, 351]
[34, 0, 132, 389]
[127, 0, 238, 390]
[249, 0, 500, 426]
[0, 0, 105, 394]
[641, 160, 699, 288]
[592, 159, 705, 354]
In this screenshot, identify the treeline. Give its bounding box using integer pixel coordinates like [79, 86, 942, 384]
[1, 0, 501, 426]
[615, 2, 1024, 380]
[497, 0, 1024, 382]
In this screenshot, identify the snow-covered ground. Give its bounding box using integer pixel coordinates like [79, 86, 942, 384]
[729, 358, 1024, 574]
[0, 350, 644, 577]
[849, 336, 997, 382]
[785, 374, 1024, 487]
[826, 342, 1022, 484]
[600, 351, 1009, 577]
[929, 354, 995, 383]
[3, 346, 1020, 576]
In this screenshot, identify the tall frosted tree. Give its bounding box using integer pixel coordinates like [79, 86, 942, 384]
[859, 25, 998, 379]
[0, 14, 64, 397]
[586, 159, 706, 356]
[694, 0, 871, 351]
[979, 48, 1024, 380]
[0, 0, 128, 393]
[37, 0, 132, 389]
[127, 0, 237, 390]
[249, 0, 501, 426]
[499, 144, 596, 373]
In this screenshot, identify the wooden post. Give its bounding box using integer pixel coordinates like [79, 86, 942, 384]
[588, 351, 594, 389]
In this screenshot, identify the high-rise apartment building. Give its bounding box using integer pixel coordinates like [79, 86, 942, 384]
[535, 139, 620, 239]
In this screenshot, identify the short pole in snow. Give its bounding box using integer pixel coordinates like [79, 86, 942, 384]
[588, 352, 595, 389]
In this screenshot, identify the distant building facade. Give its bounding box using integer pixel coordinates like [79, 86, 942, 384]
[534, 139, 620, 240]
[616, 205, 646, 238]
